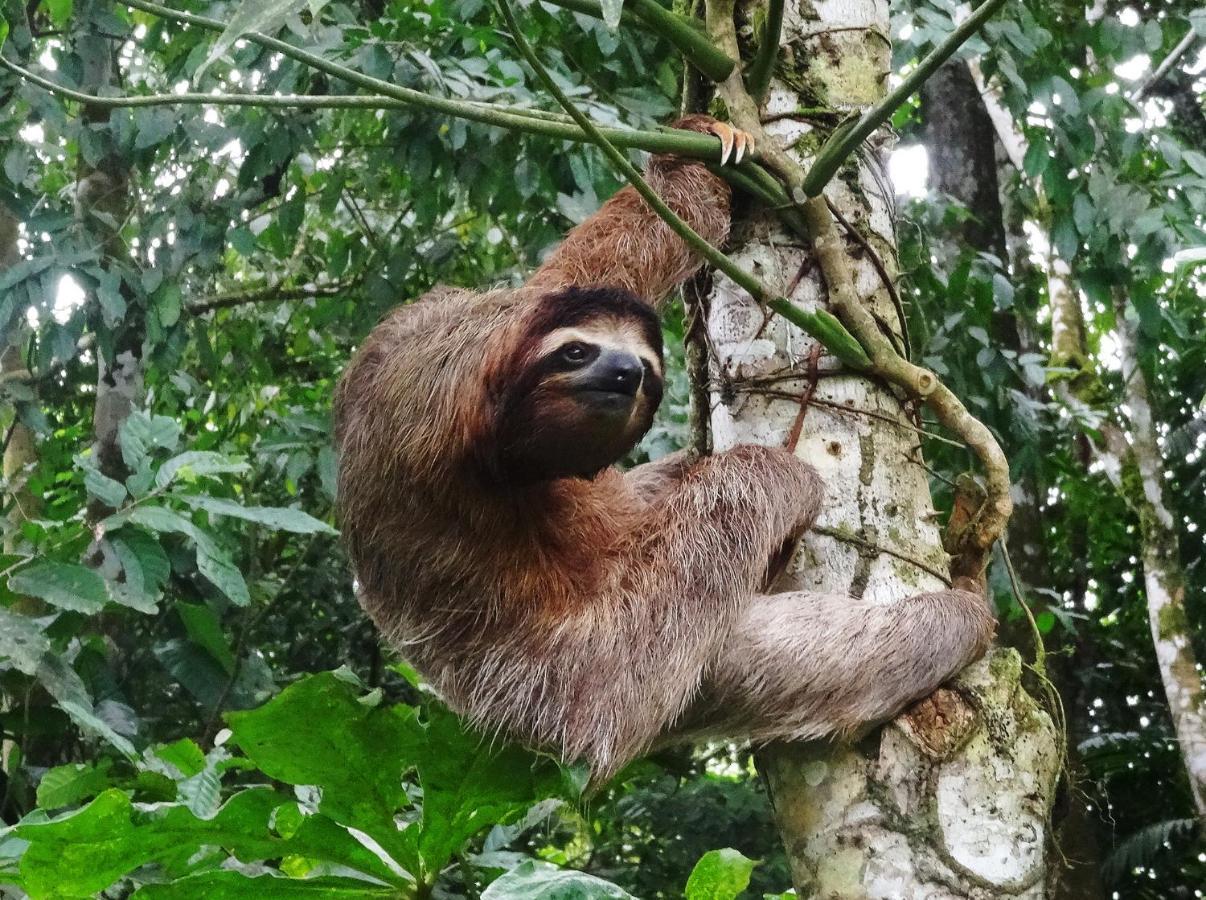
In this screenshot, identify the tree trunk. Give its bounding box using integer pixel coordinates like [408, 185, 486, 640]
[73, 0, 142, 522]
[702, 3, 1059, 895]
[1113, 296, 1206, 824]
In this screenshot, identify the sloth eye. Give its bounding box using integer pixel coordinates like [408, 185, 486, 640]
[558, 342, 591, 366]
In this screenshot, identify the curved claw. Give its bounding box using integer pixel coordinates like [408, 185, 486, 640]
[705, 122, 755, 166]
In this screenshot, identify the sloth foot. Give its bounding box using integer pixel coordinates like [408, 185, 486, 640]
[705, 121, 755, 165]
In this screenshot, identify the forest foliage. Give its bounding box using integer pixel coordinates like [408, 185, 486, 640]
[0, 0, 1203, 897]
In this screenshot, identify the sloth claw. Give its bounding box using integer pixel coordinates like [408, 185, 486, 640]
[705, 121, 755, 165]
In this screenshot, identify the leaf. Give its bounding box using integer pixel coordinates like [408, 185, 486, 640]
[36, 761, 114, 810]
[119, 507, 250, 606]
[9, 561, 109, 613]
[598, 0, 625, 29]
[155, 451, 250, 489]
[17, 787, 406, 896]
[684, 848, 758, 900]
[193, 0, 312, 81]
[177, 601, 237, 674]
[110, 529, 170, 612]
[36, 655, 137, 758]
[481, 861, 636, 899]
[133, 871, 400, 897]
[120, 412, 182, 470]
[44, 0, 73, 28]
[85, 466, 128, 509]
[0, 14, 8, 52]
[0, 606, 51, 675]
[184, 496, 336, 535]
[225, 673, 420, 866]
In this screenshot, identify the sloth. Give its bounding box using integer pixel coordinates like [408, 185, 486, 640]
[334, 116, 995, 780]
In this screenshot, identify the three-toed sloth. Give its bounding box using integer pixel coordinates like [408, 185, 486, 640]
[334, 116, 994, 780]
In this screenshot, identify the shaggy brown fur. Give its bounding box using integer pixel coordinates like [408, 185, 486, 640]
[334, 116, 995, 780]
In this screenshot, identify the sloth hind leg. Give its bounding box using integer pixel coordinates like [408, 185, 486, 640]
[671, 588, 995, 744]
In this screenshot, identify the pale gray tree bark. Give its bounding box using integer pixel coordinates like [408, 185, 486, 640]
[699, 2, 1060, 895]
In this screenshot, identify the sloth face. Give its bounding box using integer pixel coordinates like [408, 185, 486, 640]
[498, 317, 664, 482]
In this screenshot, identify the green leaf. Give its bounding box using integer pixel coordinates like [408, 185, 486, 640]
[110, 529, 170, 612]
[684, 848, 758, 900]
[481, 861, 636, 899]
[184, 496, 336, 535]
[84, 466, 128, 509]
[118, 507, 250, 606]
[0, 606, 51, 675]
[0, 15, 9, 52]
[36, 655, 137, 758]
[133, 871, 400, 897]
[120, 412, 182, 470]
[36, 760, 114, 810]
[10, 561, 109, 613]
[177, 601, 237, 674]
[193, 0, 312, 81]
[155, 451, 249, 489]
[44, 0, 73, 28]
[226, 673, 420, 865]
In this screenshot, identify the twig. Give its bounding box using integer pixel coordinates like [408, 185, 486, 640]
[744, 0, 785, 102]
[1135, 29, 1199, 100]
[825, 196, 909, 359]
[784, 344, 822, 453]
[188, 277, 361, 315]
[812, 524, 952, 586]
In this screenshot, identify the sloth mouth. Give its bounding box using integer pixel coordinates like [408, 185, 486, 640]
[578, 387, 638, 406]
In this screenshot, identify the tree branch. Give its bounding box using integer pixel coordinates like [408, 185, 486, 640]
[118, 0, 728, 160]
[744, 0, 784, 102]
[544, 0, 736, 82]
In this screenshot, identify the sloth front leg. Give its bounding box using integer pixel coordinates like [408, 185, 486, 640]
[679, 588, 996, 743]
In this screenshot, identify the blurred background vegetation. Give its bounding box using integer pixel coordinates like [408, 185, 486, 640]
[0, 0, 1203, 896]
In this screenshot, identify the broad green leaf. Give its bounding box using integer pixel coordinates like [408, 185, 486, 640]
[110, 529, 170, 612]
[684, 848, 758, 900]
[133, 871, 399, 897]
[185, 496, 336, 535]
[120, 507, 250, 606]
[177, 601, 237, 674]
[149, 738, 207, 778]
[225, 673, 420, 867]
[36, 655, 137, 758]
[193, 0, 312, 81]
[0, 14, 8, 52]
[120, 412, 182, 470]
[155, 451, 249, 489]
[84, 466, 128, 509]
[36, 760, 114, 810]
[412, 707, 567, 880]
[17, 788, 405, 895]
[481, 861, 636, 899]
[0, 606, 51, 675]
[44, 0, 72, 27]
[10, 561, 109, 613]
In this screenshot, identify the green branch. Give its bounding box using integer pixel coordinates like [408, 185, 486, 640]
[119, 0, 725, 159]
[496, 0, 869, 370]
[744, 0, 784, 102]
[801, 0, 1007, 196]
[544, 0, 735, 82]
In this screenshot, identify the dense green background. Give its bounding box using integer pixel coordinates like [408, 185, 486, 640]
[0, 0, 1203, 896]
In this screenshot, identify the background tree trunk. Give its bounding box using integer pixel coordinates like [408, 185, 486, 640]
[701, 2, 1060, 895]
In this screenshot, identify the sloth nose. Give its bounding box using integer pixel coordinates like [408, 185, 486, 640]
[595, 351, 644, 396]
